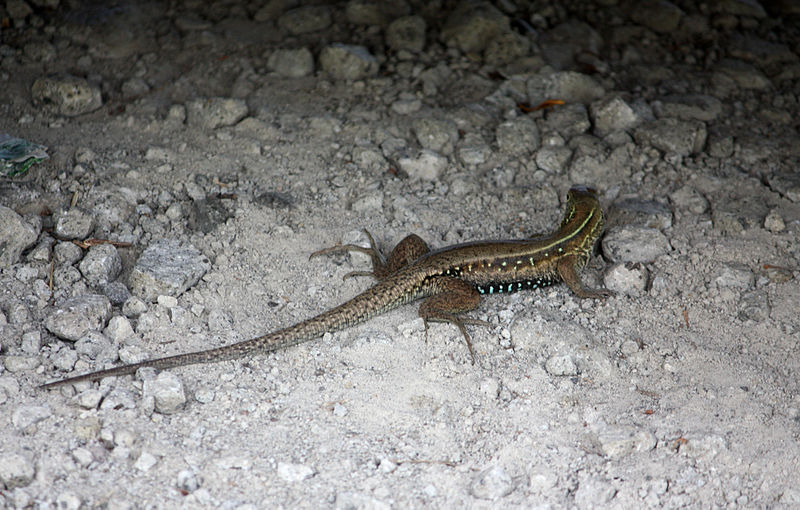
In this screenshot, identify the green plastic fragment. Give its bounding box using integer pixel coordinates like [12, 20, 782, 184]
[0, 134, 49, 177]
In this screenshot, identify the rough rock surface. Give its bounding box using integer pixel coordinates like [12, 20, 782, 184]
[1, 0, 799, 507]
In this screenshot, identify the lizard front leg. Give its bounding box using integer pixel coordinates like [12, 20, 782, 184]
[557, 255, 614, 298]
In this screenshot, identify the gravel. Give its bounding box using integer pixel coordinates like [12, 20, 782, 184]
[1, 0, 799, 507]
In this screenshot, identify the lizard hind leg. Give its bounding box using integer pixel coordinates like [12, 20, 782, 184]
[309, 229, 388, 280]
[383, 233, 429, 276]
[310, 230, 430, 281]
[418, 277, 490, 363]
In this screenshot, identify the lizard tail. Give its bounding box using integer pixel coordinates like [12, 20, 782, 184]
[40, 275, 420, 389]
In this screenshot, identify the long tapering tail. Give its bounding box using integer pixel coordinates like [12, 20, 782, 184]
[40, 273, 424, 389]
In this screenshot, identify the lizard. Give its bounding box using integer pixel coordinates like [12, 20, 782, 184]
[40, 185, 613, 389]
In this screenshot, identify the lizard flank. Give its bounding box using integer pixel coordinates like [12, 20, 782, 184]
[41, 185, 612, 389]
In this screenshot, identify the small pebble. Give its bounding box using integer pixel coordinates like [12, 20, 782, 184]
[77, 389, 104, 410]
[277, 462, 315, 482]
[764, 209, 785, 232]
[397, 150, 448, 181]
[605, 261, 649, 294]
[78, 243, 122, 287]
[545, 354, 578, 376]
[595, 425, 657, 458]
[71, 447, 94, 467]
[0, 453, 35, 489]
[712, 263, 754, 290]
[45, 294, 112, 341]
[267, 48, 314, 78]
[11, 405, 52, 432]
[104, 315, 135, 342]
[440, 2, 509, 53]
[495, 117, 540, 155]
[186, 97, 248, 130]
[0, 206, 38, 266]
[602, 226, 672, 263]
[54, 209, 95, 240]
[134, 451, 158, 472]
[31, 74, 102, 116]
[54, 241, 83, 266]
[143, 372, 187, 414]
[386, 15, 426, 53]
[278, 6, 332, 35]
[319, 44, 379, 81]
[471, 465, 515, 500]
[177, 470, 202, 492]
[129, 240, 210, 302]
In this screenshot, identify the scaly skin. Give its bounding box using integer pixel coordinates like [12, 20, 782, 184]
[40, 185, 611, 389]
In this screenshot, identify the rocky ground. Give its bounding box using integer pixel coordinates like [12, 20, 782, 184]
[1, 0, 800, 508]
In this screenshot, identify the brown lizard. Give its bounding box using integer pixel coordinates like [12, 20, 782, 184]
[41, 185, 612, 388]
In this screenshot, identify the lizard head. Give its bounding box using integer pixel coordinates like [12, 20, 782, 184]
[559, 185, 605, 263]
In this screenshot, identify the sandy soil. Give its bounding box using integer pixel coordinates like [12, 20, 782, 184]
[1, 0, 799, 508]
